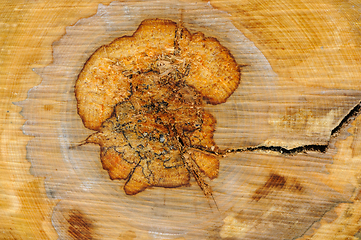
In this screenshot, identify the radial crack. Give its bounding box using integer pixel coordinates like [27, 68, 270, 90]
[222, 100, 361, 156]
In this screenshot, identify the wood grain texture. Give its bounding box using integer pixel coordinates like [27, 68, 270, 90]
[2, 0, 361, 239]
[0, 1, 114, 239]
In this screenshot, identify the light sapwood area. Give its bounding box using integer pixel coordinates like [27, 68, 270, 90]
[2, 0, 361, 239]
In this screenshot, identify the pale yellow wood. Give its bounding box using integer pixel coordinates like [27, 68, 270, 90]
[2, 0, 361, 239]
[0, 1, 115, 239]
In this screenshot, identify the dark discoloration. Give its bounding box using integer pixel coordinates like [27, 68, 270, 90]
[252, 173, 304, 201]
[288, 180, 304, 192]
[43, 104, 54, 111]
[253, 173, 286, 201]
[67, 209, 94, 240]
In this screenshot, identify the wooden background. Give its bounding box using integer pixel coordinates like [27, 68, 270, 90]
[2, 0, 361, 239]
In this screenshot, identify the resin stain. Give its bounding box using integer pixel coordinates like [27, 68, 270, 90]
[67, 209, 94, 240]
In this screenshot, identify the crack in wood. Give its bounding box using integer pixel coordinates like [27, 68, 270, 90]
[221, 100, 361, 156]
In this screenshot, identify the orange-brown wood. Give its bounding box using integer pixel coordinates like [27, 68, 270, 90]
[2, 0, 361, 239]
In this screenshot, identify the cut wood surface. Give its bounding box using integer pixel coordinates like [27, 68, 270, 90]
[2, 0, 361, 239]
